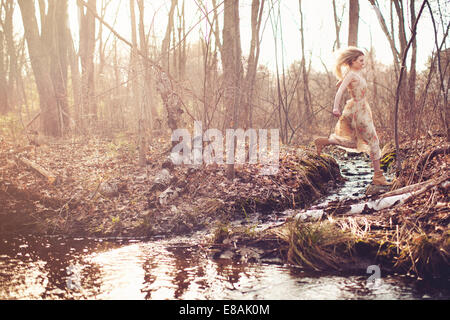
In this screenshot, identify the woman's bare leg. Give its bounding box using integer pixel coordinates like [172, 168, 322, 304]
[373, 158, 381, 172]
[315, 136, 357, 156]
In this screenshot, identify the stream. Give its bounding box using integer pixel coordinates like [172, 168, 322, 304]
[1, 156, 449, 300]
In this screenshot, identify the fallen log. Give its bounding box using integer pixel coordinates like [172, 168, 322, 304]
[380, 175, 448, 199]
[293, 175, 449, 221]
[16, 156, 56, 185]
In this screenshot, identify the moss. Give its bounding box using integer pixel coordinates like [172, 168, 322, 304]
[212, 222, 231, 243]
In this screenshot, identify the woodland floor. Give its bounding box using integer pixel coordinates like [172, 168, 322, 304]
[0, 132, 341, 238]
[0, 132, 448, 278]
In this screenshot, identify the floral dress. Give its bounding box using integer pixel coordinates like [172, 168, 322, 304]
[330, 71, 382, 160]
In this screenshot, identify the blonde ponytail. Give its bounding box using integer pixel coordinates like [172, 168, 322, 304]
[333, 46, 365, 80]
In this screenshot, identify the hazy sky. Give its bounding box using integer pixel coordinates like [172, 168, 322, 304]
[66, 0, 447, 73]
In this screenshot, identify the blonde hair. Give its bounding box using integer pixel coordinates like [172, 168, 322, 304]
[334, 46, 365, 80]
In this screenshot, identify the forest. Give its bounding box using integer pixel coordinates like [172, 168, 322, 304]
[0, 0, 449, 300]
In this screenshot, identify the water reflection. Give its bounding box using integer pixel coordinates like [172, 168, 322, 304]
[0, 236, 118, 299]
[0, 157, 446, 300]
[1, 234, 448, 300]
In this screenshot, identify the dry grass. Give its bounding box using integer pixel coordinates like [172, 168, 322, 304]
[274, 219, 355, 271]
[271, 207, 449, 278]
[395, 228, 449, 278]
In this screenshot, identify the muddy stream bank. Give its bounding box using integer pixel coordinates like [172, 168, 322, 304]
[1, 154, 449, 299]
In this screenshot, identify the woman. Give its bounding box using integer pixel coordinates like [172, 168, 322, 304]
[314, 47, 390, 186]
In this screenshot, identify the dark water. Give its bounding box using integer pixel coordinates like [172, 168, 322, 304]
[1, 157, 449, 300]
[1, 234, 449, 300]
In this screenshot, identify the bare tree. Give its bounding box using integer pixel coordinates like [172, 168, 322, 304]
[161, 0, 177, 73]
[176, 0, 187, 79]
[369, 0, 415, 136]
[47, 0, 70, 132]
[348, 0, 359, 46]
[78, 0, 97, 130]
[242, 0, 265, 128]
[407, 0, 417, 135]
[299, 0, 313, 129]
[0, 0, 18, 113]
[222, 0, 243, 179]
[137, 0, 155, 131]
[77, 0, 185, 138]
[393, 0, 428, 172]
[426, 1, 449, 141]
[369, 0, 401, 72]
[332, 0, 343, 50]
[18, 0, 69, 137]
[68, 30, 81, 132]
[0, 28, 8, 114]
[196, 0, 220, 130]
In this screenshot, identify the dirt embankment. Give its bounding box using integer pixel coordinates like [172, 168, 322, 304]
[216, 136, 449, 279]
[0, 135, 342, 238]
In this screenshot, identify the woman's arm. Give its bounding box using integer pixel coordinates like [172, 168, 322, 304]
[333, 72, 356, 117]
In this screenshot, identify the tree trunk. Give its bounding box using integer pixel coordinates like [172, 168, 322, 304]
[68, 31, 82, 132]
[176, 0, 187, 80]
[47, 0, 70, 132]
[408, 0, 417, 137]
[211, 0, 223, 54]
[37, 0, 70, 134]
[76, 0, 184, 138]
[348, 0, 359, 46]
[161, 0, 177, 73]
[137, 0, 154, 131]
[0, 30, 9, 114]
[129, 0, 139, 117]
[393, 0, 427, 173]
[299, 0, 313, 129]
[393, 0, 409, 127]
[79, 0, 97, 130]
[243, 0, 264, 128]
[3, 0, 18, 112]
[368, 0, 411, 141]
[332, 0, 342, 50]
[222, 0, 243, 180]
[18, 0, 61, 136]
[130, 0, 147, 167]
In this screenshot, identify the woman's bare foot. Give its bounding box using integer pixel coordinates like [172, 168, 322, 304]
[314, 137, 329, 156]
